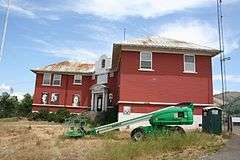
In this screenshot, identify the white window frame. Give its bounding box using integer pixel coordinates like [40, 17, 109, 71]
[73, 74, 82, 85]
[50, 93, 59, 104]
[42, 73, 51, 86]
[52, 74, 62, 86]
[72, 94, 80, 106]
[139, 51, 153, 71]
[183, 54, 196, 73]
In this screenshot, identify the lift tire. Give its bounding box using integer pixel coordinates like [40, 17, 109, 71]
[131, 128, 145, 141]
[174, 126, 185, 134]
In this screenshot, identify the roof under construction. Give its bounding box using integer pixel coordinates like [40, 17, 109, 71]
[114, 36, 219, 55]
[31, 61, 95, 74]
[112, 36, 220, 70]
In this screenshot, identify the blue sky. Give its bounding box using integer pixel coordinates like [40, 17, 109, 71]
[0, 0, 239, 99]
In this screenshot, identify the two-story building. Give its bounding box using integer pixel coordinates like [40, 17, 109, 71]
[32, 37, 219, 129]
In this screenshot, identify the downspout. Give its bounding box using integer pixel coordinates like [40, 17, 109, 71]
[64, 75, 69, 107]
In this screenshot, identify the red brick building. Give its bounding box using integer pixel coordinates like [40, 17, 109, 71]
[32, 37, 219, 129]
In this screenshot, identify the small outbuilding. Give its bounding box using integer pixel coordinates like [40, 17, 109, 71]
[202, 107, 222, 134]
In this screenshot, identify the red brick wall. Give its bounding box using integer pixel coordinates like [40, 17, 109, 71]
[32, 72, 118, 112]
[33, 73, 69, 105]
[119, 51, 213, 105]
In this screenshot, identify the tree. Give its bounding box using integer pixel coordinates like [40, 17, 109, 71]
[16, 93, 32, 117]
[0, 92, 18, 118]
[223, 96, 240, 116]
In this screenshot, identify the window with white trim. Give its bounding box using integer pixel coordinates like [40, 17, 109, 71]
[72, 94, 80, 106]
[140, 51, 152, 69]
[52, 74, 62, 86]
[42, 73, 51, 85]
[184, 54, 196, 73]
[73, 74, 82, 85]
[51, 93, 59, 104]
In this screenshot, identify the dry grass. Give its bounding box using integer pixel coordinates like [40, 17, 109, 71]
[89, 132, 224, 160]
[0, 119, 224, 160]
[0, 119, 104, 160]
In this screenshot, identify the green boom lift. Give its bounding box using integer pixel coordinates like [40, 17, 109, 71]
[64, 102, 194, 140]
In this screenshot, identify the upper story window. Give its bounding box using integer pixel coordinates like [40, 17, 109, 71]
[140, 51, 152, 70]
[184, 54, 196, 73]
[52, 74, 62, 86]
[42, 73, 51, 85]
[101, 59, 106, 68]
[74, 74, 82, 85]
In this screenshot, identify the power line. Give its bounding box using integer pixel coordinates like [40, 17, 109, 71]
[0, 0, 10, 62]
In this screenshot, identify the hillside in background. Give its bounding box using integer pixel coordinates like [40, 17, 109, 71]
[214, 92, 240, 103]
[214, 91, 240, 115]
[213, 91, 240, 106]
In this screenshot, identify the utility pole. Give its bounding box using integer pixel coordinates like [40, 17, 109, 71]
[216, 0, 225, 105]
[0, 0, 10, 62]
[217, 0, 232, 133]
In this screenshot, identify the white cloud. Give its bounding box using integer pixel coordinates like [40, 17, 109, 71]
[42, 48, 98, 62]
[44, 15, 60, 21]
[0, 0, 36, 18]
[155, 19, 240, 54]
[213, 74, 240, 83]
[158, 19, 218, 48]
[28, 37, 100, 61]
[0, 84, 25, 100]
[213, 89, 222, 95]
[65, 0, 239, 20]
[0, 83, 11, 92]
[30, 38, 53, 47]
[11, 92, 25, 101]
[0, 0, 61, 21]
[2, 0, 239, 21]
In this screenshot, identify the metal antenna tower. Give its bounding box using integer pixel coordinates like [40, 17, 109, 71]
[0, 0, 10, 62]
[216, 0, 226, 105]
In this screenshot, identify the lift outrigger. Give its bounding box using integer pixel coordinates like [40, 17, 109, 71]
[64, 102, 194, 140]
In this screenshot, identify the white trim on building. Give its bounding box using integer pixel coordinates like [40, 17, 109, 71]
[42, 73, 51, 86]
[118, 100, 214, 106]
[183, 54, 196, 73]
[73, 74, 82, 85]
[118, 112, 202, 131]
[139, 51, 152, 70]
[52, 74, 62, 86]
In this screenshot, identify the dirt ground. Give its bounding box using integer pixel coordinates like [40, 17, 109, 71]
[0, 119, 225, 160]
[0, 120, 119, 160]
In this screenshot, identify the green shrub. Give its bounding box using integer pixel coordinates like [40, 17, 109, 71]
[28, 112, 40, 121]
[16, 94, 32, 117]
[38, 108, 49, 121]
[0, 92, 18, 118]
[27, 108, 72, 123]
[47, 112, 56, 122]
[54, 108, 70, 123]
